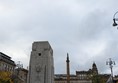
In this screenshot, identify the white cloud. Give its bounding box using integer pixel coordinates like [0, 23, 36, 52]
[0, 0, 118, 75]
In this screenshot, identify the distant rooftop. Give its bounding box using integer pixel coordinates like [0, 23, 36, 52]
[0, 52, 11, 59]
[0, 52, 15, 66]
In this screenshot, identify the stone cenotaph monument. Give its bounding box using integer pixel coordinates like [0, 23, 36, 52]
[28, 41, 54, 83]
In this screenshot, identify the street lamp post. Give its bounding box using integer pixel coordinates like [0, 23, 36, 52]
[106, 58, 115, 82]
[113, 11, 118, 27]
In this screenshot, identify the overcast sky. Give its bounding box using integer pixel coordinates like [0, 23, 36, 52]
[0, 0, 118, 75]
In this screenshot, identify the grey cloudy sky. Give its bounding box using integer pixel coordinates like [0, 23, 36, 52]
[0, 0, 118, 75]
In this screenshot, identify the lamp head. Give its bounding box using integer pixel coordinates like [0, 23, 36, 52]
[113, 18, 118, 26]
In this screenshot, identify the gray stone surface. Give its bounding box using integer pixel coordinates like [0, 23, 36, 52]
[28, 41, 54, 83]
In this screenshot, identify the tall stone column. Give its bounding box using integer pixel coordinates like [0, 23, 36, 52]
[27, 41, 54, 83]
[66, 53, 70, 83]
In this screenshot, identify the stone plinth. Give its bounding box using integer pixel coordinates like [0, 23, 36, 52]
[28, 41, 54, 83]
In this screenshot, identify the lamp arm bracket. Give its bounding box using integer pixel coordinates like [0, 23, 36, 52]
[114, 18, 118, 21]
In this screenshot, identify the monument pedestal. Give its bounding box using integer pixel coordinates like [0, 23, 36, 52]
[28, 41, 54, 83]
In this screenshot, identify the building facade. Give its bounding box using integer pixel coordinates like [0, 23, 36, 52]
[54, 56, 109, 83]
[15, 68, 28, 83]
[0, 52, 16, 73]
[54, 63, 95, 83]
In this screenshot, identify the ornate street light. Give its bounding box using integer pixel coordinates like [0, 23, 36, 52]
[113, 11, 118, 27]
[106, 58, 115, 82]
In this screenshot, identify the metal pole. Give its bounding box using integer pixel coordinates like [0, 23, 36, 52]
[106, 58, 115, 83]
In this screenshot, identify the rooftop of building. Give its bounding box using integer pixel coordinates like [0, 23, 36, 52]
[0, 52, 11, 60]
[0, 52, 16, 66]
